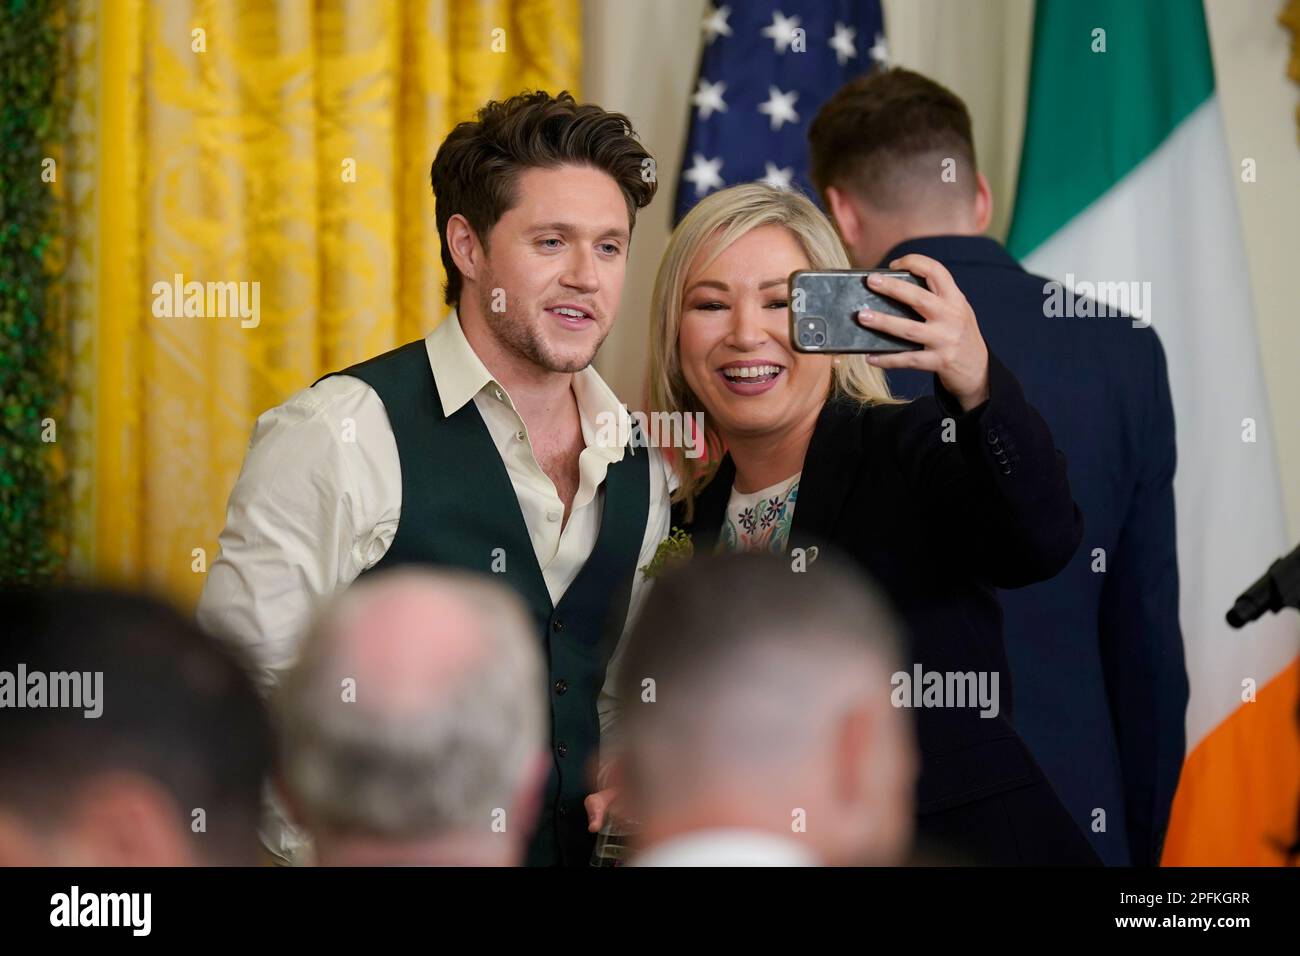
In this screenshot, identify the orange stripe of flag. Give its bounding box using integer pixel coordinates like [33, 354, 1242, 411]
[1162, 656, 1300, 865]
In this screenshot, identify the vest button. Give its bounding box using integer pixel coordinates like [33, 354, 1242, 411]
[557, 804, 569, 818]
[552, 617, 564, 632]
[554, 679, 568, 695]
[557, 741, 568, 758]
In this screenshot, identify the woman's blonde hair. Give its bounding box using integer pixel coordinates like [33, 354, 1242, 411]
[648, 183, 902, 518]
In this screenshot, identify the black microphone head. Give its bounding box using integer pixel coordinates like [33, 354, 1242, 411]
[1226, 602, 1251, 629]
[1226, 571, 1282, 629]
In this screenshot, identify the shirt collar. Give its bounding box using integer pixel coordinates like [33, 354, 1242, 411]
[573, 365, 630, 465]
[879, 234, 1023, 272]
[424, 310, 495, 417]
[424, 310, 631, 464]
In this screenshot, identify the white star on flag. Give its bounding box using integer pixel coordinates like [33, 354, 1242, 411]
[701, 4, 732, 44]
[757, 86, 799, 131]
[691, 79, 728, 120]
[759, 162, 794, 190]
[869, 32, 890, 67]
[829, 22, 857, 66]
[683, 153, 725, 197]
[761, 10, 802, 54]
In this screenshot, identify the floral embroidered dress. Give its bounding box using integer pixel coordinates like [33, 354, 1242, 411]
[717, 472, 801, 555]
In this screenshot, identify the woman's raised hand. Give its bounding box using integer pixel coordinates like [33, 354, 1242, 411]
[856, 253, 991, 412]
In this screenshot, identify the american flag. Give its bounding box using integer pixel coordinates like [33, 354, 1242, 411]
[673, 2, 889, 225]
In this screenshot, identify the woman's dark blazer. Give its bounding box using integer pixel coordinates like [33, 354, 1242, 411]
[676, 352, 1084, 821]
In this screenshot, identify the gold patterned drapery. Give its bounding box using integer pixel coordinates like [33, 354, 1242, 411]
[62, 0, 580, 608]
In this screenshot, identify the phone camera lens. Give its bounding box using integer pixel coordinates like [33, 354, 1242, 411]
[796, 316, 826, 350]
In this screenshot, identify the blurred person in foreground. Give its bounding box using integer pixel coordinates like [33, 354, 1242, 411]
[275, 568, 549, 866]
[0, 587, 270, 866]
[808, 68, 1187, 866]
[611, 553, 916, 867]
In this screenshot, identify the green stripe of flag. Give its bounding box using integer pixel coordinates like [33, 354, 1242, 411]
[1007, 0, 1216, 258]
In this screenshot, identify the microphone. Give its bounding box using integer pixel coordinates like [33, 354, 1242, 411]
[1225, 542, 1300, 629]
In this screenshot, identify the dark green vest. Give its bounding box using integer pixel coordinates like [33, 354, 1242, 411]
[320, 341, 650, 866]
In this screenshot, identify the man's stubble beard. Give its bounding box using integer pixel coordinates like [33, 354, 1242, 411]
[476, 264, 609, 375]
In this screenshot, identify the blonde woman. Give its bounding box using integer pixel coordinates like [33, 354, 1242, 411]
[649, 183, 1097, 865]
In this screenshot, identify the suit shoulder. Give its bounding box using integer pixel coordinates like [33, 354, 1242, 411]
[1022, 269, 1168, 348]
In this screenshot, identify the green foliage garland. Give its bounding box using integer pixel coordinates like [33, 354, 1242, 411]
[0, 0, 66, 582]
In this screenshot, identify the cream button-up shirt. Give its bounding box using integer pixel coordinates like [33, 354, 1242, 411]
[199, 309, 671, 696]
[197, 311, 671, 858]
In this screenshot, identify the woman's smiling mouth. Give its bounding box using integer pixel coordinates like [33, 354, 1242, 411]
[717, 361, 786, 394]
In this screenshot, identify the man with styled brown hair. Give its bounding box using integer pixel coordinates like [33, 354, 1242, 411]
[199, 91, 672, 867]
[809, 68, 1186, 866]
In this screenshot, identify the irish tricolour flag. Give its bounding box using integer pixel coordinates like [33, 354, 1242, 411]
[1008, 0, 1299, 864]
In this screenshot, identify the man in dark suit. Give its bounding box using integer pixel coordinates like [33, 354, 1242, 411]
[808, 68, 1188, 866]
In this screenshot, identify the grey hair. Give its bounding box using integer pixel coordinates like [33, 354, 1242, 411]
[275, 569, 546, 838]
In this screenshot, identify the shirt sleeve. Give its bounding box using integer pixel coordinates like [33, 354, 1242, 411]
[196, 375, 402, 864]
[899, 351, 1083, 588]
[195, 375, 402, 689]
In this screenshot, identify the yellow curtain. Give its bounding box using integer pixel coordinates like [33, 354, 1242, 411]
[63, 0, 580, 608]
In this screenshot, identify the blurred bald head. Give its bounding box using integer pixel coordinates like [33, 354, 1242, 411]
[276, 568, 548, 866]
[325, 575, 497, 715]
[616, 553, 917, 866]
